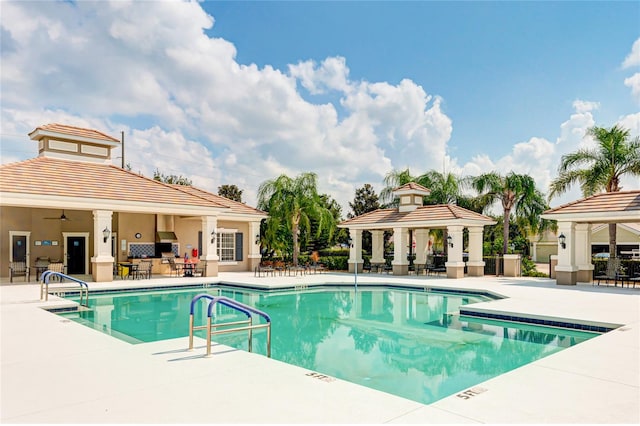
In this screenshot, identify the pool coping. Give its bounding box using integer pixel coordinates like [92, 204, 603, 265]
[2, 272, 639, 423]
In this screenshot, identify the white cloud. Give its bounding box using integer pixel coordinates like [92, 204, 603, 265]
[572, 99, 600, 113]
[1, 1, 637, 217]
[624, 73, 640, 102]
[622, 38, 640, 69]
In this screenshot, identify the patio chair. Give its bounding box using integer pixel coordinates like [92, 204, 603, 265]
[134, 260, 153, 279]
[167, 258, 183, 277]
[47, 262, 65, 282]
[9, 261, 29, 282]
[594, 257, 623, 286]
[193, 260, 206, 277]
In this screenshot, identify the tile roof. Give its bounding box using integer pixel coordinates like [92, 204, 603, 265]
[171, 185, 267, 217]
[0, 157, 230, 209]
[393, 182, 431, 193]
[544, 191, 640, 215]
[340, 204, 494, 227]
[29, 123, 120, 143]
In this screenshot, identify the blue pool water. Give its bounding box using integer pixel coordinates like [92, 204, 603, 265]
[59, 286, 598, 405]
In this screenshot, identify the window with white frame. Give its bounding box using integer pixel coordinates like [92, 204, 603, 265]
[217, 232, 235, 261]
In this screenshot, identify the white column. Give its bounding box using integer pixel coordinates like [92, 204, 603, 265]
[414, 229, 429, 265]
[446, 225, 464, 263]
[392, 227, 409, 266]
[348, 228, 363, 273]
[248, 221, 262, 260]
[370, 230, 385, 264]
[92, 210, 114, 262]
[575, 223, 594, 282]
[202, 216, 219, 262]
[466, 226, 485, 276]
[556, 221, 578, 285]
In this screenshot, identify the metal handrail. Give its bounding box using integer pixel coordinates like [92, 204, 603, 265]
[40, 270, 89, 307]
[188, 294, 271, 358]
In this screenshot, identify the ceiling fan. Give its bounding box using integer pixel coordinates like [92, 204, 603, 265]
[44, 210, 71, 221]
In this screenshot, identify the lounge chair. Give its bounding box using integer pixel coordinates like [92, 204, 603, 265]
[9, 261, 29, 282]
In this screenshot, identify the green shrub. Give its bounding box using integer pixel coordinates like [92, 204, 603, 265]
[522, 255, 547, 277]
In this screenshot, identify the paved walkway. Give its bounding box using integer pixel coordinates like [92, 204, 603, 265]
[1, 272, 638, 423]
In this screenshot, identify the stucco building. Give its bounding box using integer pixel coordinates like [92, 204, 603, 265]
[0, 124, 267, 282]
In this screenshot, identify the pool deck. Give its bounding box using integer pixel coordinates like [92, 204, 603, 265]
[1, 272, 638, 424]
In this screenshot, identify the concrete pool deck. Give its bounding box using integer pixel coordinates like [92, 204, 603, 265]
[1, 272, 638, 424]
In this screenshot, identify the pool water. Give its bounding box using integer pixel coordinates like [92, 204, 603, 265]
[59, 286, 598, 405]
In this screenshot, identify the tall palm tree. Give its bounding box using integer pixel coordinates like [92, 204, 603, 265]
[472, 172, 546, 255]
[380, 168, 417, 206]
[548, 124, 640, 256]
[257, 172, 335, 266]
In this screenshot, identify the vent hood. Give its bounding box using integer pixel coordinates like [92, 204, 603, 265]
[156, 231, 178, 242]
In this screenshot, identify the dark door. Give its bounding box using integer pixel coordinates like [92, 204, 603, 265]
[67, 236, 85, 274]
[12, 235, 27, 262]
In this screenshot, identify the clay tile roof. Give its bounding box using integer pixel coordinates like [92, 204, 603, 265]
[393, 182, 431, 193]
[544, 190, 640, 215]
[171, 185, 267, 216]
[0, 157, 218, 207]
[340, 204, 494, 226]
[29, 123, 119, 143]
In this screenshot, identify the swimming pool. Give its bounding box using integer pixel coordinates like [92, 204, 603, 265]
[58, 285, 599, 405]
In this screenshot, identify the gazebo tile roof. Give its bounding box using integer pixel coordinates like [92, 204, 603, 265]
[544, 190, 640, 215]
[340, 204, 493, 226]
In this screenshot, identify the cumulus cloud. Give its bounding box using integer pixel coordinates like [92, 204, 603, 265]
[622, 38, 640, 69]
[0, 1, 455, 211]
[624, 73, 640, 102]
[1, 1, 637, 215]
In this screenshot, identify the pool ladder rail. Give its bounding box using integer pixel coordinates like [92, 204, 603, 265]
[40, 270, 89, 307]
[188, 294, 272, 358]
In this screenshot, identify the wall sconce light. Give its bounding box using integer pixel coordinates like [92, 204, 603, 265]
[210, 230, 217, 244]
[558, 233, 566, 249]
[102, 227, 111, 243]
[255, 234, 260, 245]
[447, 235, 453, 248]
[348, 237, 353, 248]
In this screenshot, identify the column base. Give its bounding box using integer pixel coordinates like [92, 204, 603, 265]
[446, 265, 465, 279]
[348, 263, 363, 273]
[205, 261, 218, 277]
[392, 264, 408, 275]
[92, 261, 113, 283]
[466, 264, 484, 277]
[556, 270, 577, 285]
[577, 269, 593, 283]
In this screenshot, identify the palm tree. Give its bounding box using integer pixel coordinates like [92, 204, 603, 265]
[548, 124, 640, 256]
[257, 172, 335, 266]
[380, 168, 417, 206]
[472, 172, 546, 255]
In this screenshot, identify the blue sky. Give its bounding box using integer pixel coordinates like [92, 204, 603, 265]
[1, 1, 639, 214]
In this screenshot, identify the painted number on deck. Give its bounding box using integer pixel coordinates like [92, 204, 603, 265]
[456, 386, 487, 400]
[306, 372, 336, 383]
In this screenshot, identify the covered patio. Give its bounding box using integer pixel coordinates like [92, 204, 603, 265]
[339, 183, 497, 278]
[542, 190, 640, 285]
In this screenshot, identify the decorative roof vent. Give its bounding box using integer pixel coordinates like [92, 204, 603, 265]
[393, 182, 431, 212]
[29, 123, 120, 165]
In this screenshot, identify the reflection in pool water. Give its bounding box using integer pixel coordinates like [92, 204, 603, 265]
[60, 286, 597, 404]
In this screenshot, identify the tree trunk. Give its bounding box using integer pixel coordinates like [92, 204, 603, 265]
[502, 208, 511, 255]
[609, 222, 617, 258]
[292, 222, 299, 266]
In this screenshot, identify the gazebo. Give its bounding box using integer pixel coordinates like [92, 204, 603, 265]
[339, 183, 497, 278]
[541, 190, 640, 285]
